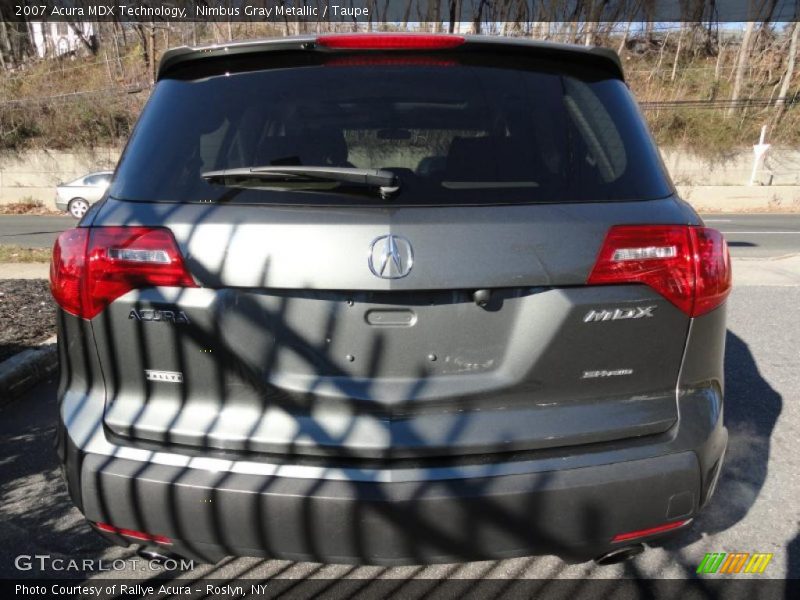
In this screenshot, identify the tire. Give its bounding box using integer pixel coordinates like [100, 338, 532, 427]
[68, 198, 89, 219]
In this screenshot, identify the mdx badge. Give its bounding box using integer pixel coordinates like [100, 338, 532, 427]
[584, 306, 656, 323]
[129, 308, 190, 324]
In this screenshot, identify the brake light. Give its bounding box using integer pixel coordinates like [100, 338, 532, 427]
[50, 227, 196, 320]
[588, 225, 731, 317]
[95, 522, 172, 545]
[316, 34, 465, 50]
[612, 519, 690, 543]
[324, 56, 457, 67]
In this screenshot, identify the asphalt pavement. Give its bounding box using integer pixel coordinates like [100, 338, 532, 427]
[1, 292, 798, 585]
[704, 214, 800, 258]
[1, 211, 799, 589]
[0, 215, 74, 248]
[2, 213, 800, 257]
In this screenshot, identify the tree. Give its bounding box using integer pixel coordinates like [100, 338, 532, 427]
[775, 22, 799, 114]
[0, 13, 35, 66]
[470, 0, 489, 34]
[448, 0, 461, 34]
[67, 21, 100, 55]
[728, 21, 755, 117]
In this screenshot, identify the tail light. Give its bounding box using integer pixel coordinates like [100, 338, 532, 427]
[316, 34, 465, 50]
[50, 226, 196, 320]
[588, 225, 731, 317]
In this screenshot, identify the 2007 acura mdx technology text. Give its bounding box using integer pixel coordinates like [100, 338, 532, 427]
[50, 33, 731, 565]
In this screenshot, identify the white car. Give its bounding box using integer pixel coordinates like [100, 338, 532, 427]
[55, 171, 113, 218]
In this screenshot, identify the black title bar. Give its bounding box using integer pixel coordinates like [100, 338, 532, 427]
[2, 1, 799, 23]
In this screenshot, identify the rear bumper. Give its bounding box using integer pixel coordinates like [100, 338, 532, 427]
[73, 444, 701, 564]
[57, 386, 727, 565]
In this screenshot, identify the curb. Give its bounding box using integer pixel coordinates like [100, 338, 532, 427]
[0, 262, 51, 279]
[677, 185, 800, 213]
[0, 335, 57, 407]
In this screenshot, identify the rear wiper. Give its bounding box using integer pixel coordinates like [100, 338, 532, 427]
[202, 166, 401, 199]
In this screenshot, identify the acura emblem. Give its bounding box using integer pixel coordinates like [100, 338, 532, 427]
[368, 234, 414, 279]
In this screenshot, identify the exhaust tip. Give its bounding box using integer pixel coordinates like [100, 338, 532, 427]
[594, 544, 645, 566]
[137, 548, 175, 564]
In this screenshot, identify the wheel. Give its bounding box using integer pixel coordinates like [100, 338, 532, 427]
[68, 198, 89, 219]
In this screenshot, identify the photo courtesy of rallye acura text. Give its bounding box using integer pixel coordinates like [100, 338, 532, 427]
[50, 33, 731, 565]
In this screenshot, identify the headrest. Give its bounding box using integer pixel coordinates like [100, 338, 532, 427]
[256, 128, 349, 167]
[445, 137, 532, 181]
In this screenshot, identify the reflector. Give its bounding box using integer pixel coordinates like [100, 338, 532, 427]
[95, 522, 172, 545]
[612, 519, 690, 543]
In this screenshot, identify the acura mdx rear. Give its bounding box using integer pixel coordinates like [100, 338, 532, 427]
[51, 34, 730, 565]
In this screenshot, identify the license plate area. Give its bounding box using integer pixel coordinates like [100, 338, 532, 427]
[220, 288, 529, 379]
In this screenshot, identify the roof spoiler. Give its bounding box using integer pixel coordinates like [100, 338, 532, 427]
[157, 34, 625, 82]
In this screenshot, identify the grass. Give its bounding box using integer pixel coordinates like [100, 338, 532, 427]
[0, 50, 143, 151]
[0, 199, 59, 215]
[627, 48, 800, 157]
[647, 108, 800, 158]
[0, 245, 52, 263]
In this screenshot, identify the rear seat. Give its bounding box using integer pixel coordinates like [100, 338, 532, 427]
[255, 128, 353, 167]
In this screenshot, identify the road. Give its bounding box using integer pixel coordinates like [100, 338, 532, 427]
[704, 214, 800, 258]
[1, 213, 800, 257]
[1, 212, 799, 591]
[0, 215, 74, 248]
[1, 293, 799, 588]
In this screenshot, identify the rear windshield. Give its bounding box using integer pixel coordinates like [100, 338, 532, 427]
[111, 52, 673, 206]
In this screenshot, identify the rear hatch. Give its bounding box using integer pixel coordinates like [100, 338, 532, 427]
[88, 36, 696, 460]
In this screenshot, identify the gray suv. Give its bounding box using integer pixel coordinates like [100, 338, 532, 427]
[50, 34, 730, 565]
